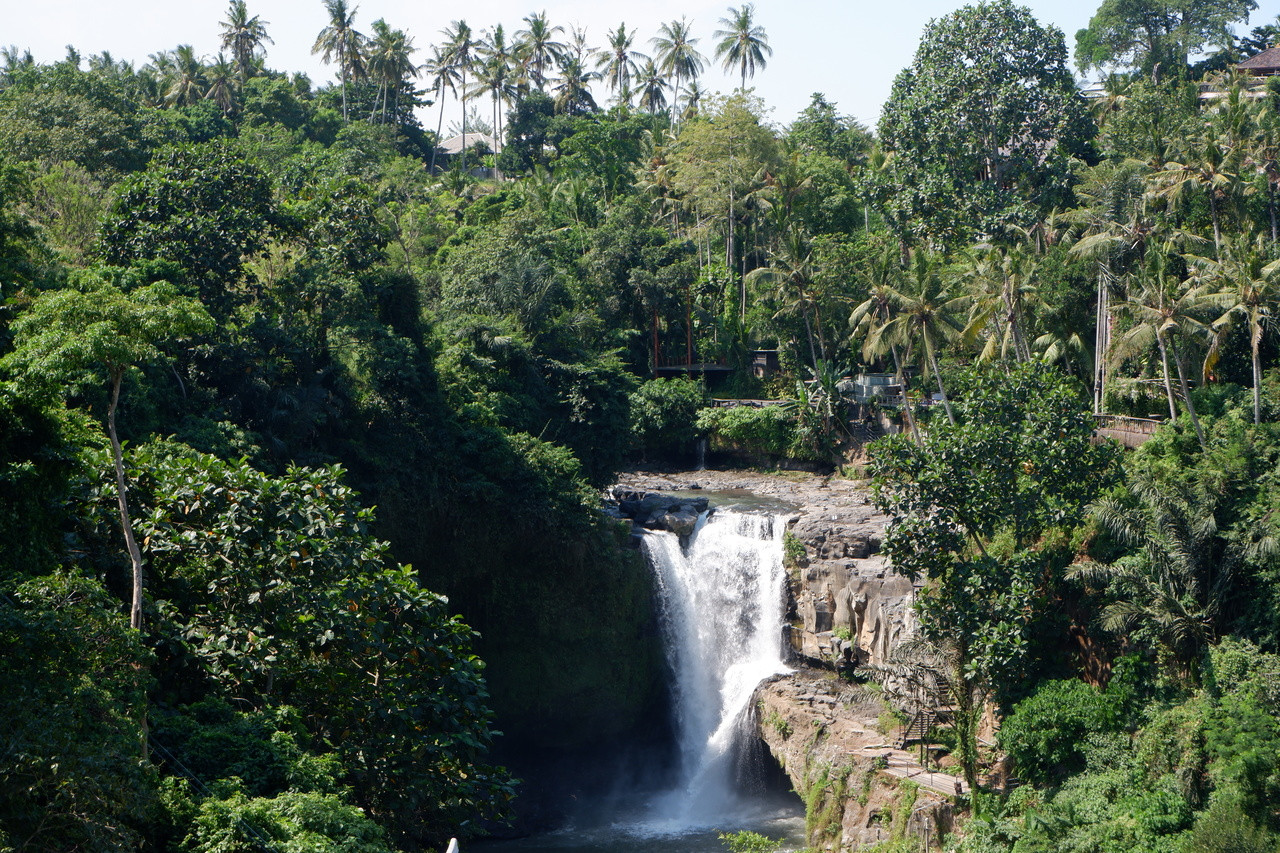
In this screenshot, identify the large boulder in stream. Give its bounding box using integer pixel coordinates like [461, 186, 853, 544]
[606, 488, 709, 537]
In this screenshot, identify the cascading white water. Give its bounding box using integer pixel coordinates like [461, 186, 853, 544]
[642, 508, 791, 827]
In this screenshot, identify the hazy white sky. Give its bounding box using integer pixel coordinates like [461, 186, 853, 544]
[6, 0, 1276, 132]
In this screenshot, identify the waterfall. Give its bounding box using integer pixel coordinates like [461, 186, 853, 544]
[642, 508, 791, 827]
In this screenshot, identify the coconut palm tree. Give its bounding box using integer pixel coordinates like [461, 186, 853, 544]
[423, 45, 460, 174]
[552, 55, 599, 116]
[635, 59, 668, 115]
[514, 11, 565, 92]
[713, 4, 771, 91]
[681, 80, 706, 122]
[219, 0, 271, 84]
[440, 20, 478, 170]
[312, 0, 364, 120]
[1249, 105, 1280, 246]
[472, 25, 517, 144]
[159, 45, 207, 108]
[1070, 470, 1235, 681]
[958, 244, 1042, 364]
[1187, 233, 1280, 424]
[849, 247, 922, 441]
[746, 224, 826, 371]
[595, 23, 646, 107]
[651, 18, 704, 127]
[205, 53, 237, 114]
[1154, 127, 1245, 258]
[1110, 252, 1212, 448]
[364, 19, 418, 124]
[892, 252, 966, 425]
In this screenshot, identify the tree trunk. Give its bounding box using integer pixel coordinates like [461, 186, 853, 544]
[1253, 324, 1262, 425]
[892, 343, 920, 445]
[1270, 183, 1278, 247]
[108, 369, 145, 632]
[1167, 334, 1207, 449]
[812, 298, 829, 364]
[801, 301, 819, 373]
[952, 637, 980, 794]
[1209, 191, 1222, 258]
[926, 338, 956, 425]
[461, 71, 468, 174]
[430, 84, 446, 174]
[1156, 329, 1179, 422]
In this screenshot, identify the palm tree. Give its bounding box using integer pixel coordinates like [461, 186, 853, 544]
[746, 224, 826, 371]
[1154, 127, 1244, 257]
[423, 45, 460, 174]
[472, 25, 517, 144]
[1187, 233, 1280, 425]
[159, 45, 207, 108]
[552, 56, 599, 116]
[849, 247, 921, 442]
[219, 0, 271, 84]
[1249, 105, 1280, 246]
[365, 19, 418, 124]
[596, 23, 646, 107]
[312, 0, 364, 120]
[713, 4, 771, 91]
[514, 11, 565, 92]
[651, 18, 704, 127]
[892, 252, 966, 425]
[635, 59, 668, 115]
[1110, 253, 1212, 448]
[205, 53, 237, 114]
[681, 80, 706, 122]
[958, 244, 1042, 364]
[440, 20, 478, 171]
[1070, 470, 1235, 681]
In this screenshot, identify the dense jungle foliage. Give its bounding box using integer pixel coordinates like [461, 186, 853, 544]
[4, 0, 1280, 850]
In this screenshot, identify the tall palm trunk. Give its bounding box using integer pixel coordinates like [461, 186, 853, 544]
[460, 67, 468, 173]
[1209, 191, 1222, 258]
[925, 337, 956, 425]
[107, 369, 145, 632]
[1161, 332, 1207, 448]
[892, 343, 920, 444]
[1252, 322, 1262, 425]
[1155, 327, 1179, 421]
[952, 637, 980, 794]
[431, 82, 447, 173]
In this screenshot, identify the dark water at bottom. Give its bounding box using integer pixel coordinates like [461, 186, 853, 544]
[469, 805, 806, 853]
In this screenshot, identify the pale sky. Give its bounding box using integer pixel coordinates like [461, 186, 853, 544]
[6, 0, 1277, 133]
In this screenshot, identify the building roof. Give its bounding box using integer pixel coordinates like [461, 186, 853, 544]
[1238, 45, 1280, 73]
[437, 132, 501, 155]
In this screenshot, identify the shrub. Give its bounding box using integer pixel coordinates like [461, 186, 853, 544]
[698, 404, 815, 460]
[998, 679, 1120, 786]
[628, 377, 706, 458]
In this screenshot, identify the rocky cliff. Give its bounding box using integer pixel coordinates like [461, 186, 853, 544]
[611, 470, 962, 850]
[756, 673, 956, 850]
[611, 470, 915, 671]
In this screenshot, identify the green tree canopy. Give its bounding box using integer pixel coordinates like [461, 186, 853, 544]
[877, 0, 1093, 246]
[1075, 0, 1258, 78]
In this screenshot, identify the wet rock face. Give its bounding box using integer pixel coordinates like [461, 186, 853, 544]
[611, 470, 916, 671]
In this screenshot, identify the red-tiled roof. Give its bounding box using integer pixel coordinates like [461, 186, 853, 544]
[1238, 45, 1280, 71]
